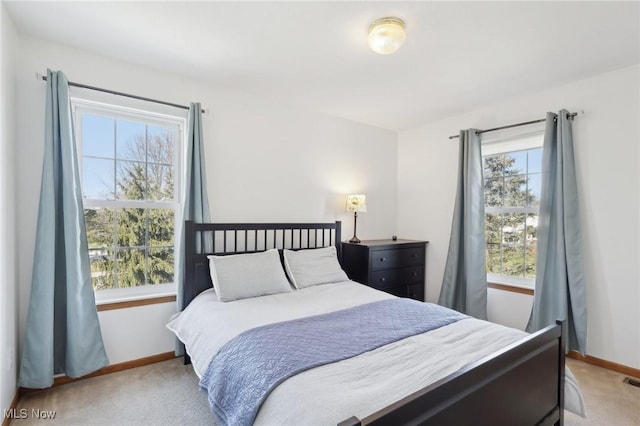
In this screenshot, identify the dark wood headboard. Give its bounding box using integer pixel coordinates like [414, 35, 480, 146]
[182, 221, 342, 310]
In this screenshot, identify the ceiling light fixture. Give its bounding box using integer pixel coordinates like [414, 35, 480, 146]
[368, 17, 406, 55]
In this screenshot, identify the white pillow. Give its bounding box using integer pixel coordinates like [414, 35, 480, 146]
[208, 249, 291, 302]
[283, 246, 348, 289]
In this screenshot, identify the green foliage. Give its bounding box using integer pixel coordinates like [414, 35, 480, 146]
[86, 129, 175, 290]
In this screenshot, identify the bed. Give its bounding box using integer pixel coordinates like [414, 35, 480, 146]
[169, 220, 582, 426]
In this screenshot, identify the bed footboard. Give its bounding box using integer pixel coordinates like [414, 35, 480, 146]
[340, 320, 565, 426]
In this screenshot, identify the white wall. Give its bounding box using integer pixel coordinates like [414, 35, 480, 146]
[0, 2, 19, 411]
[15, 35, 398, 366]
[397, 65, 640, 369]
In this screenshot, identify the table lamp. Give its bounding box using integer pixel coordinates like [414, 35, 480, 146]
[345, 194, 367, 243]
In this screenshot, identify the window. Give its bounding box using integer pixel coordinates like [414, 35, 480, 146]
[483, 133, 543, 288]
[73, 100, 184, 300]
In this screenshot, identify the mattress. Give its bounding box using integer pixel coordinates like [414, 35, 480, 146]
[167, 281, 584, 424]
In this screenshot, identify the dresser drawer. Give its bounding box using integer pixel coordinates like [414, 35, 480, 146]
[371, 247, 425, 271]
[407, 283, 425, 302]
[370, 266, 423, 290]
[385, 286, 408, 298]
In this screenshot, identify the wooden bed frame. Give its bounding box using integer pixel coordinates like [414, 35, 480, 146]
[183, 220, 566, 426]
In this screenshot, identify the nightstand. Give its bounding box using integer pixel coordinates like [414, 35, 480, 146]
[340, 239, 428, 301]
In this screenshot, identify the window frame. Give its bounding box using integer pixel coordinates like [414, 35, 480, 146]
[482, 129, 544, 290]
[72, 98, 186, 304]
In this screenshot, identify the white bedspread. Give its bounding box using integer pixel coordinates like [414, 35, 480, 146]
[167, 281, 584, 425]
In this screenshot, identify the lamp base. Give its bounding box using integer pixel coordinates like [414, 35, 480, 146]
[349, 236, 361, 244]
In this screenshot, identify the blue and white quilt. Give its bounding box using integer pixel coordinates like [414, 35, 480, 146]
[199, 298, 467, 426]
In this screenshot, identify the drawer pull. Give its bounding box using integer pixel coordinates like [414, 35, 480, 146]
[380, 257, 386, 262]
[411, 253, 417, 258]
[380, 277, 386, 282]
[412, 272, 418, 277]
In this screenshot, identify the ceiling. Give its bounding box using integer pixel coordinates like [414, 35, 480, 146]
[5, 1, 639, 131]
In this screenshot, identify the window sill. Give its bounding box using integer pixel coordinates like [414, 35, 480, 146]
[488, 282, 534, 296]
[95, 283, 177, 311]
[96, 294, 176, 312]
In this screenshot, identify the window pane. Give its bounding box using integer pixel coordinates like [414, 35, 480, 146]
[528, 148, 543, 174]
[502, 213, 525, 245]
[525, 214, 538, 277]
[485, 213, 502, 244]
[117, 208, 146, 247]
[116, 160, 146, 200]
[147, 125, 174, 166]
[148, 209, 174, 246]
[484, 177, 503, 207]
[527, 173, 541, 207]
[501, 213, 526, 278]
[89, 249, 115, 291]
[486, 243, 501, 274]
[502, 244, 525, 278]
[483, 154, 503, 178]
[504, 175, 527, 207]
[85, 208, 114, 249]
[147, 164, 174, 201]
[83, 158, 115, 199]
[503, 151, 526, 176]
[526, 214, 538, 243]
[525, 243, 536, 279]
[116, 120, 146, 161]
[115, 248, 146, 288]
[82, 114, 114, 158]
[148, 247, 174, 285]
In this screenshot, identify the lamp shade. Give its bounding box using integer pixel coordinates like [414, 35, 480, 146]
[345, 194, 367, 213]
[368, 17, 406, 55]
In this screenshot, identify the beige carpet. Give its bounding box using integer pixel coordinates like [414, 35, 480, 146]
[564, 359, 640, 426]
[14, 360, 216, 426]
[12, 358, 640, 425]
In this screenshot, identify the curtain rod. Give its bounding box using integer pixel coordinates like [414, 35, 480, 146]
[38, 73, 206, 114]
[448, 112, 578, 140]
